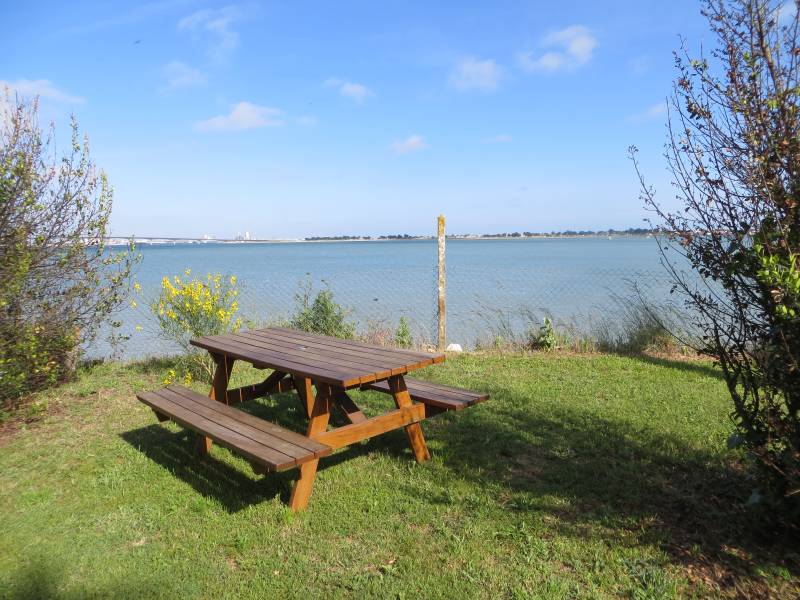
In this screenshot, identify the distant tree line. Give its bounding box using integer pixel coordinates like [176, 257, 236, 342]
[304, 234, 427, 241]
[305, 228, 655, 241]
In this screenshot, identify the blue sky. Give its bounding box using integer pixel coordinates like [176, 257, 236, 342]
[2, 1, 713, 238]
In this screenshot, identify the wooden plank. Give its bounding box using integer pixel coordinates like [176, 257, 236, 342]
[311, 404, 425, 450]
[264, 327, 444, 366]
[370, 383, 477, 406]
[244, 329, 437, 372]
[396, 378, 488, 400]
[190, 336, 362, 387]
[267, 327, 443, 363]
[332, 389, 367, 424]
[164, 385, 329, 456]
[210, 353, 234, 404]
[369, 376, 486, 399]
[228, 331, 397, 379]
[233, 331, 406, 378]
[388, 376, 430, 463]
[289, 378, 331, 511]
[201, 353, 234, 453]
[294, 376, 316, 419]
[138, 390, 300, 471]
[156, 388, 319, 462]
[198, 336, 358, 381]
[196, 335, 364, 385]
[193, 336, 357, 383]
[366, 378, 488, 410]
[224, 370, 293, 404]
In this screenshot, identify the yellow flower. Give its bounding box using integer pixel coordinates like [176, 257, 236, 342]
[133, 282, 141, 292]
[130, 300, 137, 308]
[135, 325, 143, 331]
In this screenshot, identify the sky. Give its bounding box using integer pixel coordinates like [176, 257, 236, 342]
[1, 0, 719, 238]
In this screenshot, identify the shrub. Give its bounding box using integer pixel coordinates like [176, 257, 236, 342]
[0, 94, 137, 406]
[632, 0, 800, 518]
[526, 317, 557, 351]
[289, 282, 354, 339]
[151, 270, 241, 381]
[395, 316, 412, 348]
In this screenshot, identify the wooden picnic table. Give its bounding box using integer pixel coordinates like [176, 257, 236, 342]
[137, 327, 488, 510]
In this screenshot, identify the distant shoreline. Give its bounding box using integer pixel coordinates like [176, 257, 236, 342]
[105, 233, 656, 247]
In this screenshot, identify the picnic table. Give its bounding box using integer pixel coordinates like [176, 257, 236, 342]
[137, 327, 488, 510]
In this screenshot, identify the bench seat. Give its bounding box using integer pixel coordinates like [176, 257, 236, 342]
[364, 378, 489, 411]
[137, 385, 331, 472]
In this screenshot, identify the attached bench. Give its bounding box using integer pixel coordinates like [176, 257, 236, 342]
[137, 385, 331, 472]
[364, 378, 489, 412]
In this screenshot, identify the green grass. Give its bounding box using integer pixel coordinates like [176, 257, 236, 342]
[1, 352, 797, 599]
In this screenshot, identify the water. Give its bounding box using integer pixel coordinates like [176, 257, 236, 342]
[97, 237, 681, 359]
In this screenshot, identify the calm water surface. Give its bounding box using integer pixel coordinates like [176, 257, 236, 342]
[100, 237, 680, 359]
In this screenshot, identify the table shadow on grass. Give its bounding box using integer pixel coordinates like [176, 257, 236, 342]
[120, 393, 410, 513]
[423, 396, 799, 594]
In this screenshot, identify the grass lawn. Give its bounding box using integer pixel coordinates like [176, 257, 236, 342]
[1, 352, 797, 599]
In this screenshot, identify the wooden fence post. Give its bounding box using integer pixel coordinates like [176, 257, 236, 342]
[437, 215, 446, 352]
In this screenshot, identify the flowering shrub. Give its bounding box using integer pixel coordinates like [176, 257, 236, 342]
[151, 270, 242, 380]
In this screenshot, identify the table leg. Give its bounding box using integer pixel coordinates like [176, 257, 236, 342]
[289, 378, 331, 511]
[388, 375, 430, 463]
[196, 353, 234, 456]
[333, 389, 367, 424]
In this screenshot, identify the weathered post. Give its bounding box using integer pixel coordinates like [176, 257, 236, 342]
[437, 215, 446, 351]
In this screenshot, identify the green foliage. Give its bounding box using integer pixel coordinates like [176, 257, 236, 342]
[394, 316, 412, 348]
[150, 271, 241, 381]
[527, 317, 557, 351]
[289, 282, 354, 339]
[755, 243, 800, 319]
[0, 93, 137, 406]
[0, 323, 76, 410]
[634, 1, 800, 518]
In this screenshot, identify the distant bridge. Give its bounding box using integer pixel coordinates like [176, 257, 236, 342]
[105, 236, 294, 243]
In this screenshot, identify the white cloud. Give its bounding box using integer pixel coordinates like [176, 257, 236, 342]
[483, 134, 512, 144]
[449, 57, 503, 92]
[390, 134, 427, 154]
[296, 115, 318, 126]
[518, 25, 597, 73]
[194, 102, 284, 132]
[178, 6, 240, 62]
[325, 78, 373, 103]
[628, 102, 667, 124]
[162, 61, 206, 89]
[1, 79, 85, 104]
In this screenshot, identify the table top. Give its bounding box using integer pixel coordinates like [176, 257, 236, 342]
[190, 327, 445, 388]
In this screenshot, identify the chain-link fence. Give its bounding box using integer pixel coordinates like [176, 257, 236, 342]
[91, 243, 691, 360]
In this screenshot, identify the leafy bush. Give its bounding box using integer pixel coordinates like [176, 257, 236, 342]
[633, 0, 800, 518]
[526, 317, 557, 351]
[0, 324, 77, 407]
[394, 316, 412, 348]
[290, 283, 354, 339]
[0, 94, 137, 406]
[151, 270, 241, 381]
